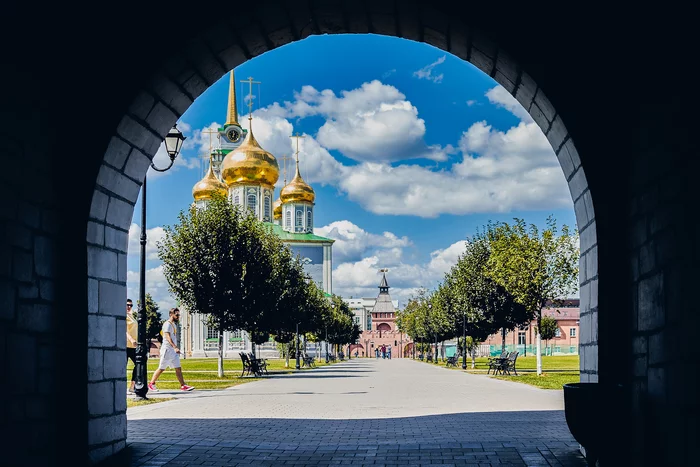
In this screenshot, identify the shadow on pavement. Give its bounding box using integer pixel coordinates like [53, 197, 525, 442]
[125, 410, 586, 466]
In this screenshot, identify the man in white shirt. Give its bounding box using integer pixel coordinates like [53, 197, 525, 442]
[148, 308, 194, 392]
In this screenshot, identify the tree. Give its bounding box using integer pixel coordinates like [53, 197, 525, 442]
[538, 315, 559, 355]
[485, 216, 579, 374]
[133, 293, 162, 342]
[158, 195, 310, 377]
[441, 236, 526, 357]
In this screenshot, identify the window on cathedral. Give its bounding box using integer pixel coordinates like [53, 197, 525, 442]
[247, 193, 256, 215]
[307, 209, 312, 231]
[285, 210, 291, 229]
[296, 209, 303, 229]
[264, 195, 271, 220]
[234, 193, 240, 205]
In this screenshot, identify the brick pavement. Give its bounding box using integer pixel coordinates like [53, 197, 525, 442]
[126, 359, 585, 466]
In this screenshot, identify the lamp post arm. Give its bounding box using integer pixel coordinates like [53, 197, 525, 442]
[150, 157, 176, 173]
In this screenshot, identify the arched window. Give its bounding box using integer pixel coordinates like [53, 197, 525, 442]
[306, 209, 312, 231]
[296, 209, 303, 230]
[264, 195, 271, 220]
[247, 192, 256, 215]
[285, 209, 291, 229]
[233, 193, 240, 205]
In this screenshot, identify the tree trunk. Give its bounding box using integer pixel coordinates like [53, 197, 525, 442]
[471, 347, 476, 369]
[217, 331, 224, 378]
[285, 343, 290, 368]
[501, 327, 506, 353]
[536, 332, 542, 375]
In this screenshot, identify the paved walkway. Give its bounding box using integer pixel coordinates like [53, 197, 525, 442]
[127, 359, 585, 466]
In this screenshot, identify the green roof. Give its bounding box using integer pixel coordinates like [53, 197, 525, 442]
[269, 223, 335, 243]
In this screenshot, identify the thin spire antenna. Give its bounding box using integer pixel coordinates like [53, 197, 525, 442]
[290, 133, 306, 176]
[241, 76, 261, 132]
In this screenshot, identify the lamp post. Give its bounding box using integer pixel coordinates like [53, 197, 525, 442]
[295, 322, 301, 370]
[462, 309, 467, 370]
[133, 124, 186, 400]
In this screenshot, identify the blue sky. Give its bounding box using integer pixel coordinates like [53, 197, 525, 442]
[127, 34, 576, 310]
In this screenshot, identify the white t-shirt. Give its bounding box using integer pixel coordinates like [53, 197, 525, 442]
[161, 321, 177, 350]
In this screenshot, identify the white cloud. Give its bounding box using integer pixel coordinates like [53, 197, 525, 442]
[335, 115, 569, 217]
[427, 240, 468, 277]
[331, 237, 468, 307]
[128, 223, 166, 259]
[126, 265, 175, 315]
[266, 80, 451, 163]
[466, 100, 477, 106]
[315, 220, 411, 263]
[381, 69, 396, 79]
[485, 85, 533, 122]
[413, 56, 446, 83]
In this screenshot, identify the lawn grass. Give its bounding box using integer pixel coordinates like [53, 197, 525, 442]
[413, 355, 580, 389]
[492, 372, 580, 389]
[126, 358, 336, 391]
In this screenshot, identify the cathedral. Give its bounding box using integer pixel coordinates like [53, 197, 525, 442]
[181, 71, 334, 358]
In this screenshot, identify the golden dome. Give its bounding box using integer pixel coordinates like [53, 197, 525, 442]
[192, 162, 228, 201]
[273, 198, 282, 219]
[221, 127, 279, 187]
[280, 161, 315, 204]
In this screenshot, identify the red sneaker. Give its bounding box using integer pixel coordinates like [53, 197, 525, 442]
[180, 385, 194, 391]
[147, 382, 159, 392]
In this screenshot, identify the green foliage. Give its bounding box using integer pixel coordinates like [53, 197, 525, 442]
[484, 216, 579, 321]
[321, 295, 361, 345]
[157, 194, 332, 345]
[133, 293, 162, 341]
[538, 315, 559, 341]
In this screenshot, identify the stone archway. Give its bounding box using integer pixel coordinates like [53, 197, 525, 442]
[85, 15, 599, 463]
[24, 3, 700, 466]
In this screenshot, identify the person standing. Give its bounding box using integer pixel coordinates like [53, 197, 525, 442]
[148, 308, 194, 392]
[125, 299, 138, 394]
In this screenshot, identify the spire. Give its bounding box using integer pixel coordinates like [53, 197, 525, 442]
[241, 76, 261, 135]
[378, 269, 390, 293]
[226, 70, 239, 126]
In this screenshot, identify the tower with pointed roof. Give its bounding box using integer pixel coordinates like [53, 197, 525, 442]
[220, 74, 279, 222]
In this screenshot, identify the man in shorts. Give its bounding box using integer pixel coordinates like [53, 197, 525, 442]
[147, 308, 194, 392]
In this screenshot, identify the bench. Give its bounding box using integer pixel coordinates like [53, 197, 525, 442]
[495, 351, 519, 376]
[338, 352, 345, 361]
[426, 354, 433, 362]
[446, 355, 458, 367]
[239, 352, 268, 376]
[302, 354, 315, 368]
[487, 350, 509, 375]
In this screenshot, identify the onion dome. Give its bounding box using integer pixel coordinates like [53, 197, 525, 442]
[192, 161, 228, 201]
[280, 160, 315, 204]
[221, 127, 279, 187]
[273, 198, 282, 220]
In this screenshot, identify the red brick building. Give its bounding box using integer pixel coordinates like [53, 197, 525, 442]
[480, 299, 580, 355]
[353, 272, 412, 358]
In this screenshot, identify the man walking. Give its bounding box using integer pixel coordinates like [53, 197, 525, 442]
[148, 308, 194, 392]
[125, 299, 138, 394]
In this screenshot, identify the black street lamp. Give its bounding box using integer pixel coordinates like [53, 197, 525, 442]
[295, 322, 301, 370]
[462, 309, 467, 370]
[133, 124, 186, 401]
